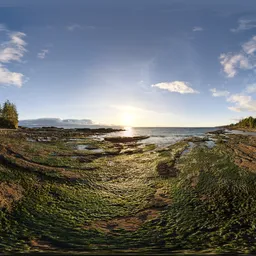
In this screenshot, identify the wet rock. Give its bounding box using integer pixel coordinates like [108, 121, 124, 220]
[226, 135, 256, 172]
[78, 156, 94, 163]
[84, 145, 99, 150]
[185, 136, 209, 142]
[207, 129, 226, 135]
[104, 136, 150, 143]
[156, 160, 178, 178]
[120, 148, 143, 154]
[75, 128, 124, 133]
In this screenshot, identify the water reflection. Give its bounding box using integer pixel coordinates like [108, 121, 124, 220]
[122, 127, 135, 137]
[98, 127, 220, 147]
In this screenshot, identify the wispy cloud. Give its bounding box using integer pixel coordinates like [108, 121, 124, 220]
[219, 35, 256, 78]
[228, 106, 242, 112]
[152, 81, 199, 94]
[67, 23, 82, 31]
[246, 84, 256, 93]
[210, 88, 230, 97]
[37, 49, 49, 59]
[242, 36, 256, 54]
[0, 32, 26, 63]
[210, 84, 256, 113]
[219, 53, 251, 78]
[0, 64, 23, 87]
[192, 26, 203, 32]
[231, 19, 256, 33]
[67, 23, 95, 32]
[0, 26, 27, 87]
[0, 24, 7, 32]
[227, 94, 256, 112]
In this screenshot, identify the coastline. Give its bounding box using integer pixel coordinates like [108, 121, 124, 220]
[227, 127, 256, 133]
[0, 127, 255, 254]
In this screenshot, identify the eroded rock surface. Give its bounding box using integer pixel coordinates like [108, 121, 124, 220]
[0, 182, 24, 210]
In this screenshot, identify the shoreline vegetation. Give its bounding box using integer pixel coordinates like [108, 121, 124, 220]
[0, 101, 256, 254]
[227, 116, 256, 132]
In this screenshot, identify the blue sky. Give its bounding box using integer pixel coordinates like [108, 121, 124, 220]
[1, 0, 256, 127]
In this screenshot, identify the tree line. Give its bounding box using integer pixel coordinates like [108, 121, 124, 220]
[0, 100, 19, 129]
[231, 116, 256, 129]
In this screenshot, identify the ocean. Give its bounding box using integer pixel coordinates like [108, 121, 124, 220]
[102, 127, 219, 146]
[22, 123, 219, 146]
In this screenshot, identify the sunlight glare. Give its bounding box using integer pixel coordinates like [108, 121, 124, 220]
[120, 112, 135, 127]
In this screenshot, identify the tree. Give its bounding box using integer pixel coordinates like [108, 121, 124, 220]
[0, 100, 19, 129]
[234, 116, 256, 129]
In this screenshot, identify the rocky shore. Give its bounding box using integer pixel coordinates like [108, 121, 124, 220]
[0, 127, 255, 254]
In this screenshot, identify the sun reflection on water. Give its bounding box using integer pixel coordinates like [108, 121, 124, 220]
[122, 126, 135, 137]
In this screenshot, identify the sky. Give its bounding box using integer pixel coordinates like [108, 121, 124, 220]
[0, 0, 256, 127]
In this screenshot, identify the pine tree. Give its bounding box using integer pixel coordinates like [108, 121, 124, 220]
[0, 100, 19, 129]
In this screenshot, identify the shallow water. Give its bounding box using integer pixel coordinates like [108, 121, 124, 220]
[205, 140, 216, 149]
[76, 145, 104, 153]
[227, 129, 256, 136]
[102, 127, 218, 146]
[181, 142, 195, 155]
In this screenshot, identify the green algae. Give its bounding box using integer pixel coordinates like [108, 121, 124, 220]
[0, 130, 256, 254]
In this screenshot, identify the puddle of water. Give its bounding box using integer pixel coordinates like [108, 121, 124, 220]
[27, 137, 52, 142]
[89, 135, 105, 141]
[205, 140, 216, 149]
[76, 144, 104, 153]
[181, 142, 195, 156]
[27, 138, 36, 142]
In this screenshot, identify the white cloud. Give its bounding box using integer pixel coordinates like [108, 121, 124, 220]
[152, 81, 199, 94]
[242, 35, 256, 55]
[192, 26, 203, 32]
[219, 53, 251, 78]
[210, 88, 230, 97]
[0, 26, 27, 87]
[0, 64, 23, 87]
[231, 19, 256, 33]
[219, 35, 256, 78]
[246, 84, 256, 93]
[37, 49, 49, 59]
[227, 94, 256, 112]
[0, 32, 26, 63]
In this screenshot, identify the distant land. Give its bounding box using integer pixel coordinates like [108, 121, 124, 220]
[19, 118, 226, 129]
[19, 118, 119, 129]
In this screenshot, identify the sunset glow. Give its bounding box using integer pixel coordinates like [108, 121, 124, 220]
[120, 112, 135, 127]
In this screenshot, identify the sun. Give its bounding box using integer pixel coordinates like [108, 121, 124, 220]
[120, 112, 135, 127]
